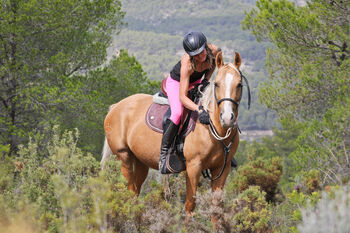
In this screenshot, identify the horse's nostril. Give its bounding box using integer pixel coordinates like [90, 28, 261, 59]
[231, 113, 234, 120]
[220, 113, 223, 118]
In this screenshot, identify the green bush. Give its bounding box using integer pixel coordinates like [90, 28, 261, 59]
[232, 186, 272, 233]
[269, 188, 321, 233]
[0, 126, 188, 232]
[226, 157, 283, 202]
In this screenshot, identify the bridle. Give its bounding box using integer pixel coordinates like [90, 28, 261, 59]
[213, 63, 251, 110]
[209, 63, 251, 140]
[202, 64, 251, 181]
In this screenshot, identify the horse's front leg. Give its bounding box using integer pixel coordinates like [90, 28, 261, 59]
[210, 161, 231, 191]
[209, 161, 232, 231]
[185, 160, 202, 222]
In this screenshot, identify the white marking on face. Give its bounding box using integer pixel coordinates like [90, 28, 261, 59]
[224, 73, 234, 115]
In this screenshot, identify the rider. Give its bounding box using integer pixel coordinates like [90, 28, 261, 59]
[158, 31, 237, 174]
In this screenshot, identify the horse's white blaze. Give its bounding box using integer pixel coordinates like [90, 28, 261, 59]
[222, 73, 234, 121]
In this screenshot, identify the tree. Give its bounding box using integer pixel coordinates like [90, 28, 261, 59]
[0, 0, 125, 154]
[66, 50, 160, 156]
[242, 0, 349, 120]
[242, 0, 350, 184]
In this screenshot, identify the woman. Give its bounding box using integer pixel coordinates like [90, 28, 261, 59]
[158, 31, 219, 174]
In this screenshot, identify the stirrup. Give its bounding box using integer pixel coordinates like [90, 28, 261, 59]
[159, 152, 185, 174]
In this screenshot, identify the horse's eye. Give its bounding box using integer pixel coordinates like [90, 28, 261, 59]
[237, 83, 243, 88]
[214, 82, 219, 87]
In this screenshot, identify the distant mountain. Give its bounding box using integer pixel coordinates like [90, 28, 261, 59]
[109, 0, 279, 130]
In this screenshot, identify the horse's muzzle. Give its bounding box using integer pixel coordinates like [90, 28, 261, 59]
[220, 111, 235, 128]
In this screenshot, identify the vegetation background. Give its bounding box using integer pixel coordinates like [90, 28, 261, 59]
[0, 0, 349, 232]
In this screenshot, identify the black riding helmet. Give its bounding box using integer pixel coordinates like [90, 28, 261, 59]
[183, 31, 207, 56]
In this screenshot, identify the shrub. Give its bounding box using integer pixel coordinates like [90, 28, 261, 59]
[269, 188, 321, 233]
[226, 157, 283, 202]
[196, 189, 232, 233]
[298, 185, 350, 233]
[139, 186, 181, 233]
[232, 186, 272, 233]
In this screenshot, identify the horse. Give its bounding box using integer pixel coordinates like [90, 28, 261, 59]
[101, 50, 245, 218]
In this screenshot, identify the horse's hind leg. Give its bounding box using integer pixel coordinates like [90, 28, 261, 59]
[133, 157, 149, 195]
[119, 150, 149, 196]
[119, 150, 137, 192]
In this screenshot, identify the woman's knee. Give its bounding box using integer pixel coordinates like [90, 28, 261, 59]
[170, 110, 183, 125]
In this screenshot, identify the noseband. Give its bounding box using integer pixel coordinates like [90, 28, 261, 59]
[214, 64, 251, 110]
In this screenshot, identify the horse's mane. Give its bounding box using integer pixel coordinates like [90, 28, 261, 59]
[200, 80, 215, 113]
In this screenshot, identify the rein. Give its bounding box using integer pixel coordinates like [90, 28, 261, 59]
[201, 65, 250, 181]
[209, 118, 234, 140]
[202, 123, 238, 181]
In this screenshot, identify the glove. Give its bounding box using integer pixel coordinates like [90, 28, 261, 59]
[198, 106, 210, 125]
[200, 79, 210, 92]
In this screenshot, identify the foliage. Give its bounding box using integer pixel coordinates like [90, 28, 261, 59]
[0, 127, 184, 232]
[62, 50, 160, 156]
[290, 97, 350, 185]
[226, 157, 283, 202]
[243, 0, 349, 115]
[195, 190, 232, 232]
[0, 0, 125, 155]
[242, 0, 350, 185]
[232, 186, 272, 233]
[242, 0, 350, 125]
[269, 189, 321, 233]
[298, 185, 350, 233]
[301, 170, 321, 194]
[194, 187, 272, 233]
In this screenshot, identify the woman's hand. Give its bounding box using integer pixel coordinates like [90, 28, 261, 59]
[198, 106, 210, 125]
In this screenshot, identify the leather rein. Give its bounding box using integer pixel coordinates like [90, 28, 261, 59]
[202, 65, 251, 181]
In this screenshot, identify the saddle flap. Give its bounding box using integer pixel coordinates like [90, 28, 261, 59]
[145, 103, 198, 137]
[145, 103, 169, 133]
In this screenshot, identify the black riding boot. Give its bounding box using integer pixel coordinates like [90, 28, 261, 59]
[158, 120, 179, 174]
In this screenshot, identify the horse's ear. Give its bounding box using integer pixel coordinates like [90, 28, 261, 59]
[215, 50, 224, 68]
[233, 52, 241, 69]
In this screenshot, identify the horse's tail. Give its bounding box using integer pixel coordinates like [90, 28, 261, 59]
[101, 137, 112, 169]
[101, 104, 118, 168]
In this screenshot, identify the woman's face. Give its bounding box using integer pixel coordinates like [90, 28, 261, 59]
[193, 48, 207, 63]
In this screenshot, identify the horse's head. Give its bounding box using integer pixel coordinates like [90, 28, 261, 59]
[213, 51, 243, 128]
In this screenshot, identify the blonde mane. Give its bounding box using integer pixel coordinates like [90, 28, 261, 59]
[200, 79, 216, 113]
[200, 63, 241, 113]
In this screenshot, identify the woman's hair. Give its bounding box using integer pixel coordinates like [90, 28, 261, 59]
[190, 43, 215, 72]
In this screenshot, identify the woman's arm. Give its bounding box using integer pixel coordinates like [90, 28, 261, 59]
[179, 55, 200, 112]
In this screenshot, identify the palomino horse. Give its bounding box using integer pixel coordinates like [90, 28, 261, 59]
[101, 51, 244, 216]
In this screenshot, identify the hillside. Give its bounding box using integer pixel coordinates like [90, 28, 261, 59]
[109, 0, 278, 130]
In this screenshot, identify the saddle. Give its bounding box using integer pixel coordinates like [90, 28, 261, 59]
[145, 80, 201, 173]
[145, 99, 197, 137]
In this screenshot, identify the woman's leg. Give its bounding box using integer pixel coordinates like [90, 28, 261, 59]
[166, 76, 183, 125]
[159, 76, 181, 173]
